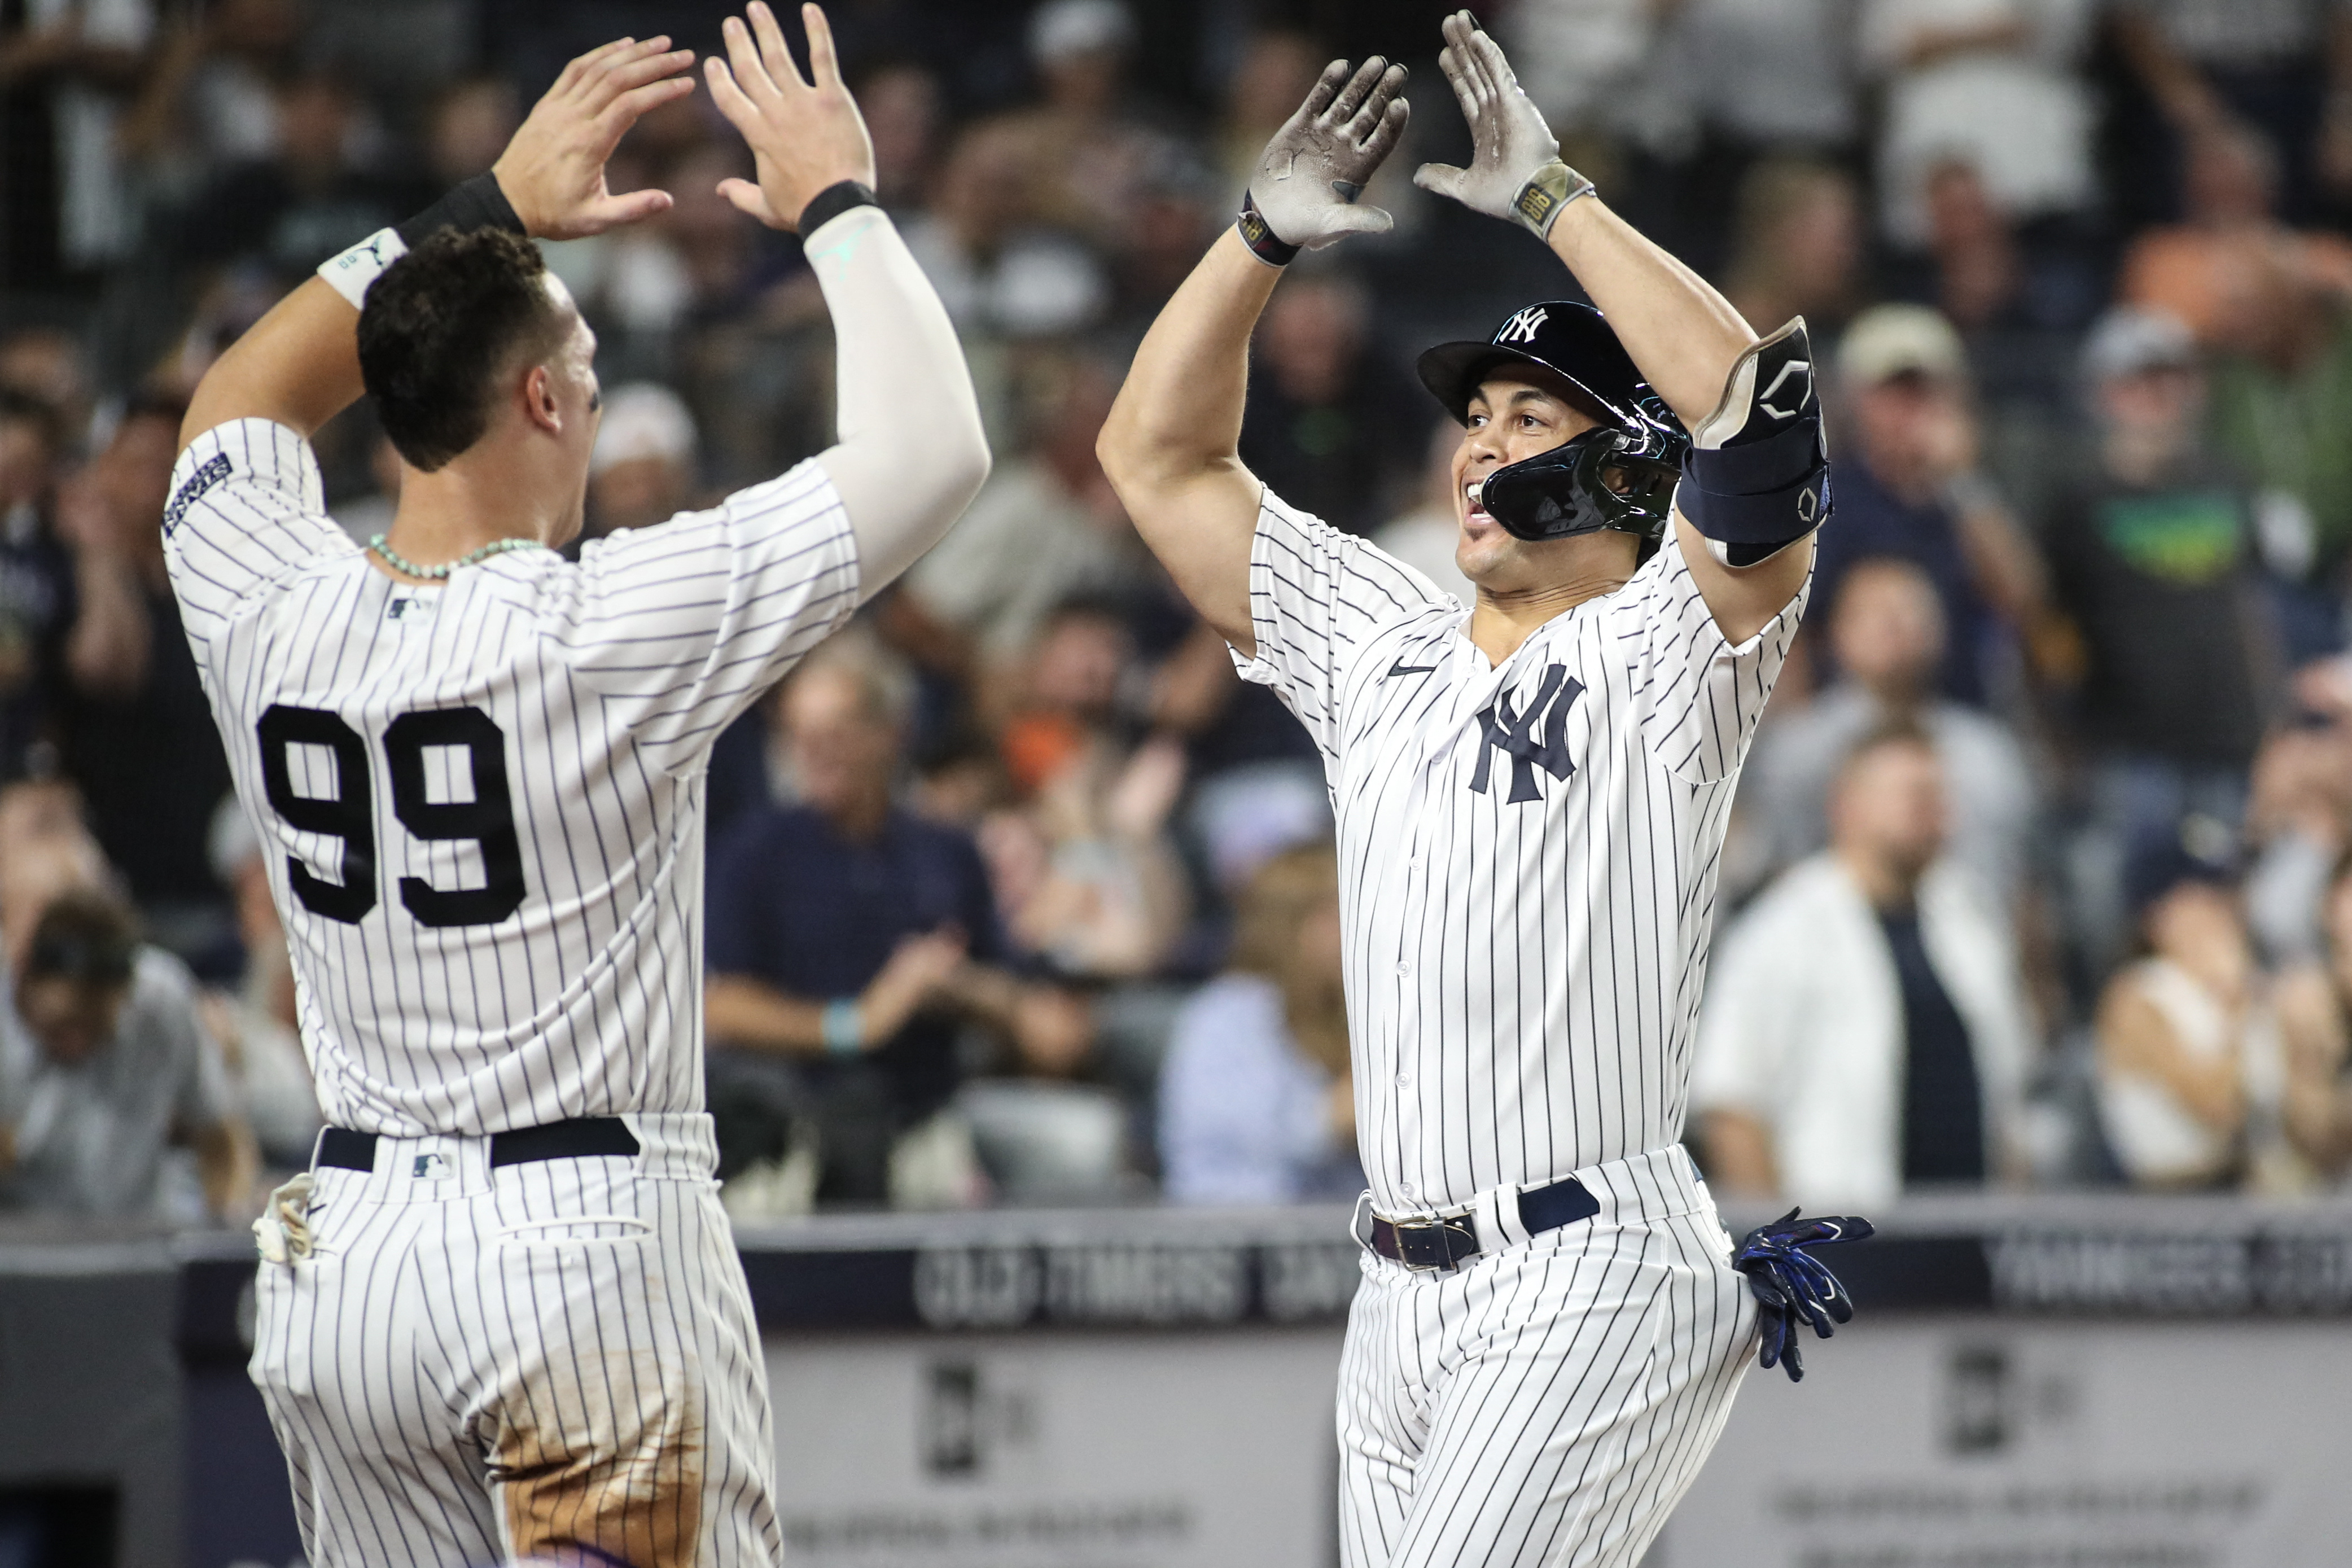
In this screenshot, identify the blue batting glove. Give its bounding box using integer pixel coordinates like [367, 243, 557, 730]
[1733, 1208, 1874, 1383]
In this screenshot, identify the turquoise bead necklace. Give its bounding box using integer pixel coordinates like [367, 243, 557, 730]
[367, 535, 540, 580]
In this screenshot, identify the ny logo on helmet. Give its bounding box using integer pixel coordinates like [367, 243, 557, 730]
[1497, 306, 1549, 345]
[1471, 664, 1584, 803]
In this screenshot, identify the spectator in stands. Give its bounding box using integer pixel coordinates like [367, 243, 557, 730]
[1722, 159, 1867, 344]
[1159, 843, 1360, 1204]
[584, 383, 697, 541]
[1741, 557, 2038, 903]
[1237, 268, 1421, 538]
[165, 67, 408, 284]
[1814, 305, 2044, 707]
[900, 117, 1107, 340]
[419, 76, 518, 190]
[195, 800, 318, 1176]
[982, 599, 1190, 978]
[1214, 29, 1321, 199]
[895, 354, 1150, 698]
[0, 391, 72, 781]
[992, 0, 1167, 246]
[51, 389, 233, 956]
[1635, 0, 1861, 275]
[2276, 850, 2352, 1183]
[1894, 159, 2101, 427]
[2205, 240, 2352, 651]
[0, 0, 155, 287]
[0, 837, 255, 1221]
[118, 0, 300, 173]
[2038, 308, 2281, 967]
[0, 329, 91, 456]
[2094, 837, 2294, 1192]
[859, 60, 943, 212]
[1696, 723, 2038, 1210]
[2106, 0, 2352, 227]
[704, 641, 1089, 1210]
[2242, 719, 2352, 968]
[1860, 0, 2096, 252]
[2121, 124, 2352, 351]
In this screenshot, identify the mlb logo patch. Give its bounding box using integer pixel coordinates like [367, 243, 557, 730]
[411, 1152, 452, 1181]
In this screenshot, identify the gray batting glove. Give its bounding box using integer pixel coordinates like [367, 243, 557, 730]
[1413, 10, 1593, 240]
[1244, 55, 1410, 257]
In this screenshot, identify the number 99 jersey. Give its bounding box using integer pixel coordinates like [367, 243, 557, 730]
[163, 418, 861, 1137]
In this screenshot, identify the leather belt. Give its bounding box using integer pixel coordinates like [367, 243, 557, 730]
[1368, 1175, 1602, 1272]
[316, 1117, 642, 1173]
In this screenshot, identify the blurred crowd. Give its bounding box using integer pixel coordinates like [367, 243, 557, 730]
[6, 0, 2352, 1223]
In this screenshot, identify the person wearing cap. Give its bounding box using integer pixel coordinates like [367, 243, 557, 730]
[584, 380, 699, 540]
[1100, 15, 1852, 1563]
[1813, 301, 2044, 708]
[2038, 305, 2284, 974]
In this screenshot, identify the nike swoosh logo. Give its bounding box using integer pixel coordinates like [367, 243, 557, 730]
[1387, 660, 1439, 677]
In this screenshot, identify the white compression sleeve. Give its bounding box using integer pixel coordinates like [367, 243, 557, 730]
[805, 205, 991, 600]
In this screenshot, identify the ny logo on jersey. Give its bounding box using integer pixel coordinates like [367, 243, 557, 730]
[1497, 306, 1549, 345]
[1470, 663, 1584, 803]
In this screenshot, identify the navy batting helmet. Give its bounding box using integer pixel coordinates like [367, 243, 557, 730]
[1416, 301, 1687, 553]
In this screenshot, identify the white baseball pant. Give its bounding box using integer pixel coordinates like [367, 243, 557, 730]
[1338, 1146, 1755, 1568]
[248, 1113, 781, 1567]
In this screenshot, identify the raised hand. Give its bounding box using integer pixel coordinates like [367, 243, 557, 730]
[1249, 55, 1411, 251]
[704, 2, 877, 232]
[492, 37, 699, 240]
[1413, 11, 1587, 238]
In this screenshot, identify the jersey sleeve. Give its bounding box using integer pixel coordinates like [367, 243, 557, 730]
[162, 419, 351, 656]
[1619, 526, 1807, 785]
[1230, 487, 1449, 760]
[549, 458, 860, 769]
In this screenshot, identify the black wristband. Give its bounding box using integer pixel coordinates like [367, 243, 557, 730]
[798, 179, 879, 237]
[1236, 192, 1300, 267]
[395, 172, 528, 249]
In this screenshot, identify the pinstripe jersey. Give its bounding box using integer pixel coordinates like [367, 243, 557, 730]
[1234, 489, 1803, 1217]
[162, 417, 859, 1138]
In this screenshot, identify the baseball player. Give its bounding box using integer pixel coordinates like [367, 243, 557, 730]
[163, 8, 988, 1565]
[1099, 14, 1864, 1566]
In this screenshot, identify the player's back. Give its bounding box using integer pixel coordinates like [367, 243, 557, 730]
[164, 418, 858, 1136]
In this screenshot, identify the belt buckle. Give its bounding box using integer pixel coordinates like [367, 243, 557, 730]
[1396, 1215, 1478, 1273]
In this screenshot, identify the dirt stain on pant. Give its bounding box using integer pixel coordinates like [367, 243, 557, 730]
[494, 1348, 706, 1568]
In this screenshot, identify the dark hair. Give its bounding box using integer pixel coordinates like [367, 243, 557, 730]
[1836, 715, 1937, 781]
[357, 228, 567, 472]
[121, 385, 189, 428]
[0, 388, 59, 450]
[23, 887, 138, 989]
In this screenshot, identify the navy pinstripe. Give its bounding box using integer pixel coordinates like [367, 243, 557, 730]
[1234, 488, 1803, 1567]
[165, 417, 857, 1566]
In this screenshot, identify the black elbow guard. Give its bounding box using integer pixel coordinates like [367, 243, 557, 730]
[1679, 318, 1833, 568]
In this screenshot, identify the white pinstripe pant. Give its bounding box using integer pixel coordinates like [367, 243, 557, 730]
[248, 1114, 782, 1567]
[1338, 1147, 1755, 1568]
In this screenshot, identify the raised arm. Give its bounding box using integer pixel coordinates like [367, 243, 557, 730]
[1416, 11, 1817, 644]
[704, 2, 988, 598]
[180, 36, 699, 454]
[1097, 58, 1408, 655]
